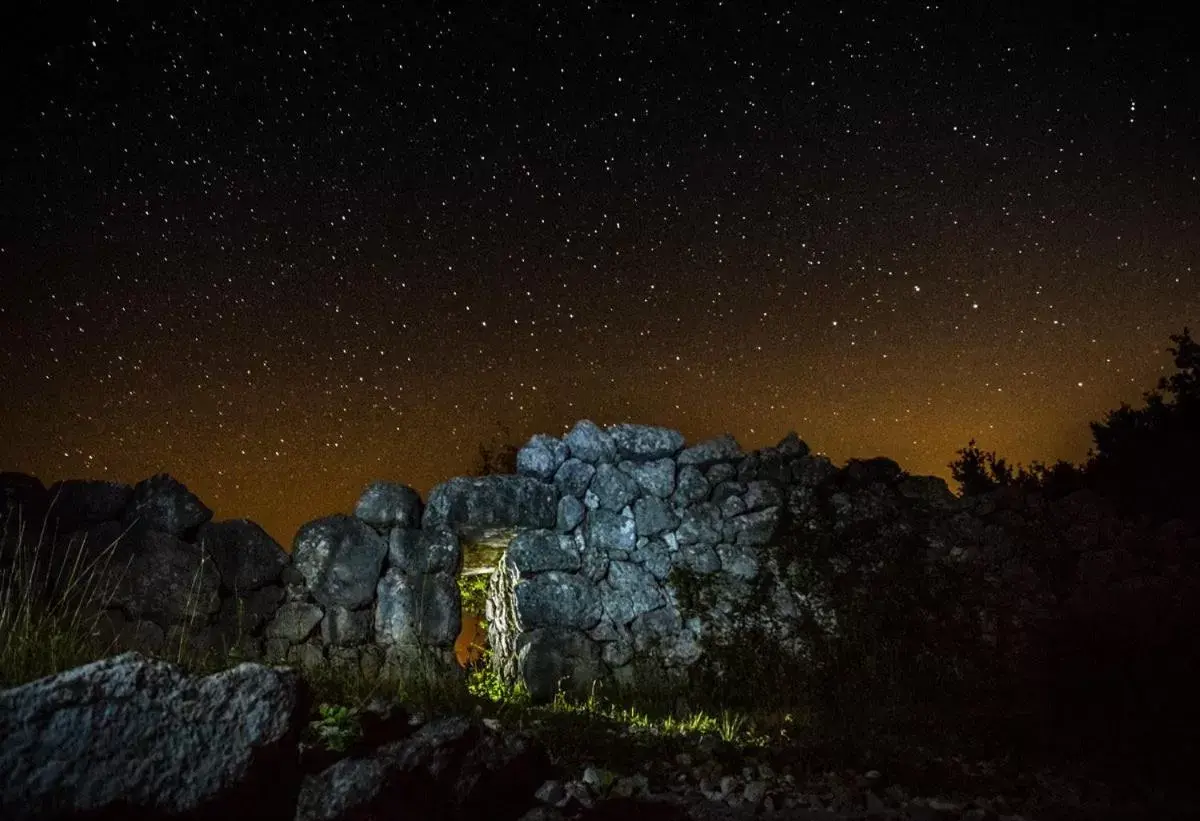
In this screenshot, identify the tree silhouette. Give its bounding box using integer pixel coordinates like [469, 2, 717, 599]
[949, 439, 1016, 496]
[950, 327, 1199, 519]
[1085, 326, 1200, 521]
[470, 420, 520, 476]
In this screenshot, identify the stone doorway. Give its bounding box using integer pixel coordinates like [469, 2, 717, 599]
[454, 526, 518, 668]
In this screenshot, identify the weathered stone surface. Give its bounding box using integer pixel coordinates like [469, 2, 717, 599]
[375, 569, 461, 647]
[563, 419, 617, 464]
[676, 541, 721, 574]
[589, 463, 640, 512]
[676, 502, 723, 546]
[678, 434, 743, 467]
[671, 465, 710, 505]
[321, 604, 374, 647]
[422, 475, 557, 531]
[293, 715, 552, 820]
[114, 530, 222, 623]
[516, 628, 603, 703]
[705, 462, 738, 485]
[355, 481, 424, 529]
[716, 542, 760, 579]
[723, 506, 782, 546]
[43, 478, 132, 533]
[516, 433, 570, 481]
[718, 493, 748, 519]
[618, 457, 676, 498]
[122, 473, 214, 537]
[633, 496, 679, 537]
[775, 431, 810, 458]
[630, 537, 672, 581]
[198, 518, 289, 593]
[744, 480, 784, 512]
[515, 571, 601, 630]
[266, 601, 325, 643]
[556, 495, 586, 532]
[293, 514, 388, 609]
[0, 653, 306, 820]
[506, 530, 582, 574]
[606, 424, 685, 461]
[585, 507, 637, 555]
[552, 457, 595, 498]
[600, 561, 665, 625]
[388, 524, 461, 575]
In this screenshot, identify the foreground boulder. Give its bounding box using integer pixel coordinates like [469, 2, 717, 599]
[0, 653, 555, 821]
[0, 652, 309, 821]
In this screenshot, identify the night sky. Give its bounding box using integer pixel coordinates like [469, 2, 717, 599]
[2, 2, 1196, 548]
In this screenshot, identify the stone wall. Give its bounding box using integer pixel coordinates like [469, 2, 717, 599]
[9, 418, 1190, 705]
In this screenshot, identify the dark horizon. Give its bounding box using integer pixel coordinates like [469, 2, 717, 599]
[2, 3, 1196, 547]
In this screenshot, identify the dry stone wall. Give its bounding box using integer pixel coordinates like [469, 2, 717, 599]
[0, 420, 969, 700]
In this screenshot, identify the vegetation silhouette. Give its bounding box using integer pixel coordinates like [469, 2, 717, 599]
[470, 420, 520, 477]
[950, 326, 1199, 520]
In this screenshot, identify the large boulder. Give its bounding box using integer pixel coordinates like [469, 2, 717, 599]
[0, 652, 309, 821]
[121, 473, 213, 538]
[422, 476, 557, 531]
[198, 519, 290, 593]
[292, 515, 388, 610]
[355, 481, 423, 529]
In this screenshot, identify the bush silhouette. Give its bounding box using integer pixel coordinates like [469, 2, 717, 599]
[950, 326, 1198, 520]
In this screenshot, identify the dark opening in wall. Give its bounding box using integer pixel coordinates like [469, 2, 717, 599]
[454, 526, 516, 668]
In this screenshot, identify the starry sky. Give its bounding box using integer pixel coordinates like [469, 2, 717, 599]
[1, 2, 1196, 548]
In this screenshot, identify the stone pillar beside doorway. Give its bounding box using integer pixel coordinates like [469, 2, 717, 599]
[375, 524, 464, 693]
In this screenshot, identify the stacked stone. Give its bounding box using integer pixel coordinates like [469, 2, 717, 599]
[0, 472, 291, 666]
[492, 420, 826, 701]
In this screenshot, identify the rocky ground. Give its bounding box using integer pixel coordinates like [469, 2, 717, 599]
[299, 697, 1198, 821]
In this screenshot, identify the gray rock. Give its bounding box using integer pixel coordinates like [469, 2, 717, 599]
[507, 530, 582, 574]
[678, 434, 743, 467]
[717, 543, 760, 580]
[266, 601, 324, 643]
[0, 653, 305, 820]
[553, 458, 596, 498]
[517, 434, 570, 481]
[515, 571, 602, 630]
[676, 503, 723, 546]
[677, 541, 721, 574]
[355, 481, 423, 529]
[600, 561, 665, 625]
[293, 514, 388, 609]
[320, 605, 373, 647]
[630, 537, 672, 581]
[618, 457, 677, 498]
[589, 463, 641, 512]
[563, 419, 617, 464]
[719, 493, 748, 519]
[606, 424, 685, 461]
[122, 473, 213, 537]
[557, 495, 586, 532]
[671, 465, 710, 505]
[114, 530, 222, 623]
[423, 475, 558, 531]
[388, 524, 461, 575]
[198, 518, 289, 593]
[517, 628, 603, 703]
[723, 506, 782, 546]
[633, 496, 680, 537]
[585, 507, 637, 554]
[744, 480, 784, 512]
[775, 431, 810, 458]
[375, 569, 461, 647]
[43, 478, 133, 533]
[705, 462, 738, 485]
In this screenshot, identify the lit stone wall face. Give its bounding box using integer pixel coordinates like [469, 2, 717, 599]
[16, 422, 1020, 706]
